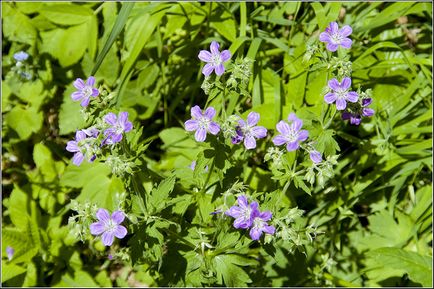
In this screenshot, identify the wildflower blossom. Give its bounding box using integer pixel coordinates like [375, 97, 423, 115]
[324, 77, 358, 110]
[342, 97, 375, 125]
[90, 209, 127, 246]
[103, 112, 133, 145]
[272, 113, 309, 151]
[249, 209, 275, 241]
[309, 150, 322, 163]
[71, 76, 100, 107]
[184, 105, 220, 142]
[198, 41, 231, 76]
[66, 130, 97, 166]
[13, 51, 29, 62]
[231, 112, 267, 149]
[225, 195, 259, 229]
[6, 246, 14, 261]
[319, 22, 353, 52]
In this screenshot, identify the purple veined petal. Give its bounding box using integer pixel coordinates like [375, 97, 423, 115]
[220, 50, 231, 62]
[324, 92, 337, 104]
[80, 96, 90, 107]
[204, 107, 216, 119]
[195, 127, 207, 142]
[297, 130, 309, 142]
[259, 211, 272, 221]
[208, 122, 220, 135]
[225, 206, 242, 218]
[214, 63, 225, 76]
[250, 201, 259, 214]
[263, 225, 276, 235]
[86, 76, 96, 87]
[340, 77, 352, 90]
[73, 78, 85, 90]
[247, 112, 260, 126]
[202, 63, 215, 76]
[72, 152, 85, 166]
[210, 41, 220, 55]
[237, 195, 249, 208]
[185, 119, 199, 131]
[66, 141, 79, 152]
[104, 128, 116, 137]
[326, 43, 339, 52]
[310, 150, 322, 163]
[335, 98, 347, 110]
[191, 105, 203, 119]
[286, 141, 299, 151]
[287, 112, 299, 122]
[198, 50, 212, 62]
[319, 32, 331, 42]
[76, 130, 87, 142]
[291, 118, 303, 132]
[252, 126, 267, 139]
[114, 225, 127, 239]
[119, 112, 129, 126]
[104, 112, 118, 126]
[71, 91, 84, 101]
[96, 208, 111, 222]
[329, 22, 339, 34]
[276, 120, 291, 135]
[362, 108, 375, 117]
[362, 98, 373, 107]
[272, 135, 287, 146]
[91, 88, 100, 97]
[123, 121, 133, 132]
[342, 111, 352, 120]
[328, 78, 340, 91]
[233, 217, 251, 229]
[238, 119, 247, 129]
[244, 135, 257, 149]
[346, 91, 359, 103]
[90, 222, 105, 235]
[101, 231, 115, 246]
[111, 211, 125, 224]
[89, 155, 96, 162]
[249, 226, 263, 240]
[340, 38, 352, 49]
[351, 116, 362, 125]
[111, 133, 123, 143]
[340, 25, 352, 37]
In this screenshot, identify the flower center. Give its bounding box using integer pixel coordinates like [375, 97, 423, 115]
[105, 219, 118, 233]
[198, 117, 210, 129]
[331, 33, 343, 44]
[285, 127, 299, 143]
[336, 88, 348, 99]
[211, 54, 222, 66]
[242, 206, 252, 222]
[252, 217, 265, 230]
[82, 86, 93, 97]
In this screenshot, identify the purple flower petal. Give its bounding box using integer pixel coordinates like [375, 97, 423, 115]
[336, 98, 347, 110]
[244, 135, 257, 149]
[214, 63, 225, 76]
[329, 22, 339, 34]
[86, 76, 95, 87]
[80, 96, 90, 107]
[198, 50, 212, 62]
[310, 150, 322, 163]
[202, 63, 215, 76]
[326, 43, 339, 52]
[247, 112, 260, 126]
[76, 130, 87, 141]
[104, 113, 118, 126]
[252, 126, 267, 138]
[96, 208, 111, 222]
[237, 195, 249, 208]
[71, 91, 84, 101]
[351, 116, 362, 125]
[286, 141, 299, 151]
[91, 88, 100, 97]
[66, 141, 79, 152]
[250, 201, 259, 213]
[342, 111, 352, 120]
[73, 78, 85, 90]
[191, 105, 203, 119]
[210, 41, 220, 55]
[226, 206, 242, 218]
[297, 130, 309, 142]
[90, 222, 105, 235]
[287, 113, 300, 122]
[204, 107, 216, 119]
[362, 108, 375, 117]
[195, 127, 207, 142]
[341, 77, 352, 90]
[208, 122, 220, 135]
[340, 38, 352, 49]
[220, 50, 231, 62]
[111, 133, 123, 143]
[259, 211, 272, 221]
[324, 92, 337, 104]
[101, 231, 115, 246]
[114, 225, 127, 239]
[249, 227, 262, 240]
[272, 135, 287, 146]
[111, 211, 125, 224]
[362, 98, 372, 107]
[346, 91, 358, 102]
[234, 217, 251, 229]
[123, 121, 133, 132]
[328, 78, 340, 91]
[291, 118, 303, 131]
[276, 120, 290, 135]
[72, 152, 84, 166]
[119, 112, 129, 125]
[185, 119, 199, 131]
[263, 225, 275, 235]
[319, 32, 331, 42]
[340, 25, 352, 37]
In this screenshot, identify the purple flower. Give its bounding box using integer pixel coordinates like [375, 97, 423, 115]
[225, 195, 259, 229]
[90, 209, 128, 246]
[6, 246, 14, 261]
[272, 113, 309, 151]
[361, 98, 375, 117]
[232, 112, 268, 150]
[249, 209, 275, 241]
[309, 150, 322, 163]
[342, 97, 374, 125]
[103, 112, 133, 145]
[13, 51, 29, 62]
[66, 130, 97, 166]
[184, 105, 220, 142]
[324, 77, 358, 110]
[71, 76, 99, 107]
[319, 22, 352, 52]
[198, 41, 231, 76]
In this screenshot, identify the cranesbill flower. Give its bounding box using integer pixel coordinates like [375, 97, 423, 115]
[272, 113, 309, 151]
[184, 105, 220, 142]
[232, 112, 267, 150]
[13, 51, 29, 62]
[71, 76, 99, 107]
[198, 41, 231, 76]
[342, 97, 375, 125]
[225, 195, 259, 229]
[319, 22, 352, 52]
[90, 209, 127, 246]
[324, 77, 358, 110]
[309, 150, 322, 163]
[103, 112, 133, 145]
[249, 209, 275, 241]
[66, 130, 97, 166]
[6, 246, 14, 261]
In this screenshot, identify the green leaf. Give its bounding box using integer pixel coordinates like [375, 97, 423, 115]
[5, 106, 43, 140]
[149, 175, 176, 213]
[58, 86, 86, 135]
[214, 254, 252, 287]
[1, 261, 26, 283]
[210, 9, 237, 42]
[40, 4, 94, 26]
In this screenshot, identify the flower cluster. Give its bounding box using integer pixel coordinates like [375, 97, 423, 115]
[90, 208, 128, 246]
[11, 51, 32, 80]
[225, 195, 275, 241]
